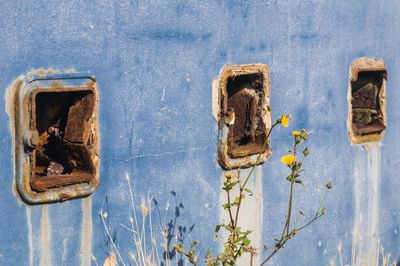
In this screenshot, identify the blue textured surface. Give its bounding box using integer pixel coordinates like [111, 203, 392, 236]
[1, 1, 400, 265]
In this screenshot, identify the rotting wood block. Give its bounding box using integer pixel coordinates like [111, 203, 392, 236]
[351, 72, 385, 136]
[351, 83, 378, 109]
[32, 90, 96, 191]
[213, 64, 272, 169]
[64, 93, 95, 143]
[227, 74, 267, 158]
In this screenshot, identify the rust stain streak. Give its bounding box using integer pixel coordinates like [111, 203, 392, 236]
[5, 76, 24, 202]
[80, 197, 92, 266]
[40, 205, 52, 266]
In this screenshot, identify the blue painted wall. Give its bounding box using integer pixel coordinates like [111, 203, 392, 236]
[1, 1, 399, 265]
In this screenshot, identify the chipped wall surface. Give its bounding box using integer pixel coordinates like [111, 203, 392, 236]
[1, 1, 400, 265]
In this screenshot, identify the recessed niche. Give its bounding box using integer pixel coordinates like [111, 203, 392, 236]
[13, 73, 100, 204]
[226, 73, 268, 158]
[213, 64, 272, 169]
[32, 91, 96, 191]
[348, 58, 387, 144]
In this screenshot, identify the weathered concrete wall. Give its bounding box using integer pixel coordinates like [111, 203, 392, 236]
[1, 1, 400, 265]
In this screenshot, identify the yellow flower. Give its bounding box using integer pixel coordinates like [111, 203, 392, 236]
[292, 131, 301, 136]
[281, 154, 296, 166]
[281, 115, 290, 127]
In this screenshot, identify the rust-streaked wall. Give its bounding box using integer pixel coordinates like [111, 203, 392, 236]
[1, 1, 400, 265]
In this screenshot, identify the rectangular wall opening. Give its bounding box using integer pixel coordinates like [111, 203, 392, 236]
[226, 73, 268, 158]
[32, 90, 96, 191]
[351, 71, 386, 136]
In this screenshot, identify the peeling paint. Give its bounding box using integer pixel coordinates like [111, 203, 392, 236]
[26, 68, 76, 79]
[80, 197, 93, 266]
[61, 238, 68, 266]
[352, 142, 380, 265]
[5, 76, 24, 203]
[25, 206, 34, 266]
[40, 205, 52, 266]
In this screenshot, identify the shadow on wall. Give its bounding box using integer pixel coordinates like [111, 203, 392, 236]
[98, 177, 197, 266]
[154, 191, 196, 266]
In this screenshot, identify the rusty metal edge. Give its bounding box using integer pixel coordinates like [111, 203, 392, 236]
[14, 73, 100, 205]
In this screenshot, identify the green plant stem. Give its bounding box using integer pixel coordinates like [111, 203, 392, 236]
[260, 194, 327, 266]
[234, 186, 243, 228]
[280, 142, 299, 239]
[286, 141, 299, 234]
[219, 119, 297, 265]
[235, 122, 279, 228]
[286, 180, 295, 235]
[260, 212, 324, 266]
[242, 122, 279, 189]
[260, 248, 279, 266]
[234, 243, 244, 259]
[295, 212, 324, 232]
[230, 121, 279, 263]
[226, 190, 235, 227]
[315, 190, 328, 218]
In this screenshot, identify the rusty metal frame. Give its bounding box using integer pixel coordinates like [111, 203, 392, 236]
[212, 64, 272, 170]
[347, 57, 387, 144]
[14, 73, 100, 204]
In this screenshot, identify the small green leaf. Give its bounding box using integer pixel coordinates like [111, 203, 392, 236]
[295, 179, 304, 186]
[225, 225, 234, 232]
[244, 188, 253, 196]
[300, 129, 310, 140]
[293, 162, 302, 171]
[173, 244, 184, 253]
[223, 180, 240, 192]
[326, 181, 333, 189]
[303, 147, 309, 156]
[242, 237, 251, 246]
[234, 196, 241, 205]
[191, 240, 200, 248]
[214, 225, 222, 241]
[222, 203, 231, 209]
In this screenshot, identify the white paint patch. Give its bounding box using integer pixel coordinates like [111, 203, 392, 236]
[26, 206, 34, 266]
[352, 142, 381, 266]
[61, 238, 69, 266]
[161, 87, 165, 101]
[80, 197, 93, 266]
[40, 205, 52, 266]
[219, 167, 263, 265]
